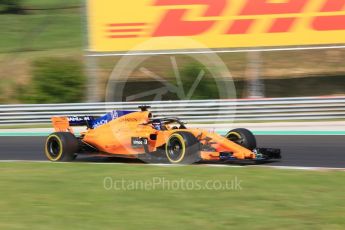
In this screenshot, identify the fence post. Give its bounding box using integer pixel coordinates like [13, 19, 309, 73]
[245, 51, 265, 98]
[85, 55, 101, 102]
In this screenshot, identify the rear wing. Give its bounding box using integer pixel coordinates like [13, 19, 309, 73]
[51, 116, 93, 133]
[51, 110, 134, 132]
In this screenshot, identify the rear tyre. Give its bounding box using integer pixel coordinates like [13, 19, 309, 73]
[45, 132, 79, 162]
[225, 128, 257, 150]
[165, 132, 200, 164]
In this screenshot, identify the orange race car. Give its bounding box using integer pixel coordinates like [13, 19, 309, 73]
[45, 106, 281, 164]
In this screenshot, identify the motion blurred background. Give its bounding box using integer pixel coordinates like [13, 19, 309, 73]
[1, 0, 345, 104]
[1, 2, 344, 230]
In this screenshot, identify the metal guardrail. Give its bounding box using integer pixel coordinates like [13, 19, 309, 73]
[0, 96, 344, 125]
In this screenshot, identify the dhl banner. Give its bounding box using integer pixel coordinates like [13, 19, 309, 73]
[87, 0, 345, 53]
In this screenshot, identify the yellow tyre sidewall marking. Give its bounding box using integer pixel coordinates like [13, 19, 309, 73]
[226, 132, 241, 140]
[45, 134, 63, 161]
[165, 134, 186, 163]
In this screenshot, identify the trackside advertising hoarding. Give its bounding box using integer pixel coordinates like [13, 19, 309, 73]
[87, 0, 345, 54]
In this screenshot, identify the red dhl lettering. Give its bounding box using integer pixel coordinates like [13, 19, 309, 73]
[313, 0, 345, 31]
[151, 0, 345, 36]
[152, 0, 226, 36]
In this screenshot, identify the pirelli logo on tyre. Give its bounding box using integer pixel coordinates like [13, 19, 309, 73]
[87, 0, 345, 53]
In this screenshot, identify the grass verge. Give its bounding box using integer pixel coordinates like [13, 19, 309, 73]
[0, 162, 344, 229]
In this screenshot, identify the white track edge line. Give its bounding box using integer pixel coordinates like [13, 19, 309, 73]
[0, 160, 343, 171]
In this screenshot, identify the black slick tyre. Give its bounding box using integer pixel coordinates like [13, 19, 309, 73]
[225, 128, 257, 150]
[165, 131, 200, 164]
[45, 132, 79, 162]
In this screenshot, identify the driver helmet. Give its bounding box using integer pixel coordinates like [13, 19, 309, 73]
[152, 119, 163, 130]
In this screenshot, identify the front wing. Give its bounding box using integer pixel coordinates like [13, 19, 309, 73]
[219, 148, 281, 163]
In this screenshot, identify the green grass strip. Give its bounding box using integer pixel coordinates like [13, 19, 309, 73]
[0, 162, 344, 229]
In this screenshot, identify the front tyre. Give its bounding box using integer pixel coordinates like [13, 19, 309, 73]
[225, 128, 257, 151]
[165, 132, 200, 164]
[45, 132, 79, 162]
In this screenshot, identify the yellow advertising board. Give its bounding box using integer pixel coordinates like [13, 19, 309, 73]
[87, 0, 345, 53]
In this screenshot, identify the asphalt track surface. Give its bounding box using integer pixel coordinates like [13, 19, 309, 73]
[0, 136, 344, 168]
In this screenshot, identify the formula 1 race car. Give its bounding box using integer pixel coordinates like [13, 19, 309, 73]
[45, 106, 281, 164]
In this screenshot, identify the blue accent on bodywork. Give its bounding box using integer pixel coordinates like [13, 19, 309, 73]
[89, 110, 134, 129]
[67, 116, 93, 126]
